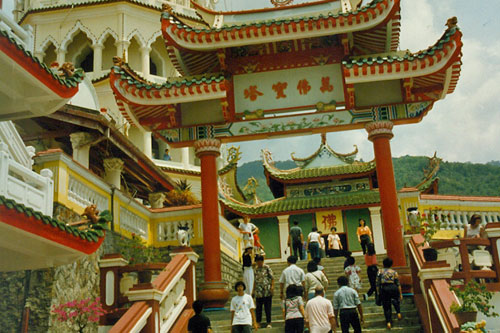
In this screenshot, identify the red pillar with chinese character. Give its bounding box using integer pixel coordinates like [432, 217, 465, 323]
[365, 121, 406, 266]
[194, 138, 230, 308]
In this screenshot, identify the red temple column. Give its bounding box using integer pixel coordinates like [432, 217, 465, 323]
[194, 138, 229, 308]
[365, 121, 406, 266]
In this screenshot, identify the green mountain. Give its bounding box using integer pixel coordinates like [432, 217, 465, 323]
[236, 156, 500, 202]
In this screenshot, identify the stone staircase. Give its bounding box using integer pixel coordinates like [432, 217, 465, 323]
[205, 256, 423, 332]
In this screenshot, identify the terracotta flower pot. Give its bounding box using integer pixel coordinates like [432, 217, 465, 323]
[454, 311, 477, 326]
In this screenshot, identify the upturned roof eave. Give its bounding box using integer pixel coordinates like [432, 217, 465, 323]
[109, 63, 227, 106]
[0, 30, 82, 98]
[343, 25, 463, 87]
[161, 0, 400, 51]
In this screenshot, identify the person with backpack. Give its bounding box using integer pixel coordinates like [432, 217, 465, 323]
[288, 221, 304, 260]
[305, 261, 329, 301]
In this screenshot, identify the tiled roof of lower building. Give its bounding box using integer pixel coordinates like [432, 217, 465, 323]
[220, 190, 380, 216]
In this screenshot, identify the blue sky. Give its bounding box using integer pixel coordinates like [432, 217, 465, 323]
[214, 0, 500, 165]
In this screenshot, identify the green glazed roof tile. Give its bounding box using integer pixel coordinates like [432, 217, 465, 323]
[265, 161, 376, 181]
[113, 64, 225, 90]
[0, 195, 103, 242]
[343, 27, 459, 68]
[221, 190, 380, 216]
[0, 29, 84, 88]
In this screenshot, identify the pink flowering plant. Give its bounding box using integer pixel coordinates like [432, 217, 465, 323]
[52, 297, 105, 332]
[450, 280, 499, 317]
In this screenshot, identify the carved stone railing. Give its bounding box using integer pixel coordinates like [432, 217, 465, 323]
[68, 175, 109, 212]
[157, 219, 194, 242]
[220, 216, 242, 261]
[0, 121, 35, 169]
[424, 209, 500, 230]
[408, 234, 460, 332]
[408, 228, 500, 332]
[100, 250, 198, 333]
[0, 143, 54, 216]
[0, 10, 33, 51]
[119, 205, 149, 240]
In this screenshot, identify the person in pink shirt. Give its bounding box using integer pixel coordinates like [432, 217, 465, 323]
[305, 286, 336, 333]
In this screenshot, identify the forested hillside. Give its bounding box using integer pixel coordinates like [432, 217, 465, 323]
[236, 156, 500, 202]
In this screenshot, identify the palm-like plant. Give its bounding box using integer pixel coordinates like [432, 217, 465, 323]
[164, 179, 200, 207]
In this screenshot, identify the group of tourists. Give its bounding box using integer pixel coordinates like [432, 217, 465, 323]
[220, 252, 402, 333]
[288, 219, 373, 261]
[187, 217, 404, 332]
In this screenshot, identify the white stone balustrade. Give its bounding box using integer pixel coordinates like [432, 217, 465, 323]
[0, 143, 54, 216]
[68, 175, 108, 212]
[157, 219, 194, 242]
[0, 10, 33, 51]
[220, 216, 241, 257]
[424, 209, 500, 230]
[0, 121, 35, 169]
[119, 206, 149, 239]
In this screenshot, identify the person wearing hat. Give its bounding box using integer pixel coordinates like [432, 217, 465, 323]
[242, 246, 255, 295]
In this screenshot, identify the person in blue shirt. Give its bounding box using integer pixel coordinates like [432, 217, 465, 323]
[163, 148, 171, 161]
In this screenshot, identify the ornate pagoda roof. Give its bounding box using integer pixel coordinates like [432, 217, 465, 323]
[343, 22, 463, 98]
[262, 137, 376, 183]
[220, 189, 380, 217]
[109, 57, 227, 130]
[161, 0, 400, 52]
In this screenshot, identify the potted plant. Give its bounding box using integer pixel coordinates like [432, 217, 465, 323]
[164, 179, 200, 207]
[117, 233, 164, 283]
[416, 208, 442, 261]
[450, 280, 499, 326]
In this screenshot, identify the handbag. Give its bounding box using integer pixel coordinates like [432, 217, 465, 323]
[375, 293, 381, 306]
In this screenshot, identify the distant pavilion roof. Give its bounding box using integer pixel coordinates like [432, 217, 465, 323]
[262, 135, 376, 184]
[220, 190, 380, 217]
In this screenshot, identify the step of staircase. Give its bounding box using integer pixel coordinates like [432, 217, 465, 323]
[206, 257, 423, 332]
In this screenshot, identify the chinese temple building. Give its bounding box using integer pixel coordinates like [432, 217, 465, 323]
[110, 0, 463, 305]
[13, 0, 500, 329]
[219, 135, 386, 261]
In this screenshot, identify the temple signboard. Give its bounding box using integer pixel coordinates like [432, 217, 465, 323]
[233, 64, 345, 116]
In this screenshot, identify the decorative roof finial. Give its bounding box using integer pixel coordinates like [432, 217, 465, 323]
[446, 16, 458, 29]
[270, 0, 293, 7]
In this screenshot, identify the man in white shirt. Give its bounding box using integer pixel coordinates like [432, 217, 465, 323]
[305, 286, 336, 333]
[279, 256, 306, 300]
[231, 281, 258, 332]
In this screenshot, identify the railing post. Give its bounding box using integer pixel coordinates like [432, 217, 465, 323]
[40, 168, 53, 216]
[99, 254, 129, 324]
[171, 248, 199, 308]
[485, 223, 500, 282]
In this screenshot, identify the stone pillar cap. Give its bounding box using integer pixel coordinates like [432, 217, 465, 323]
[365, 121, 394, 142]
